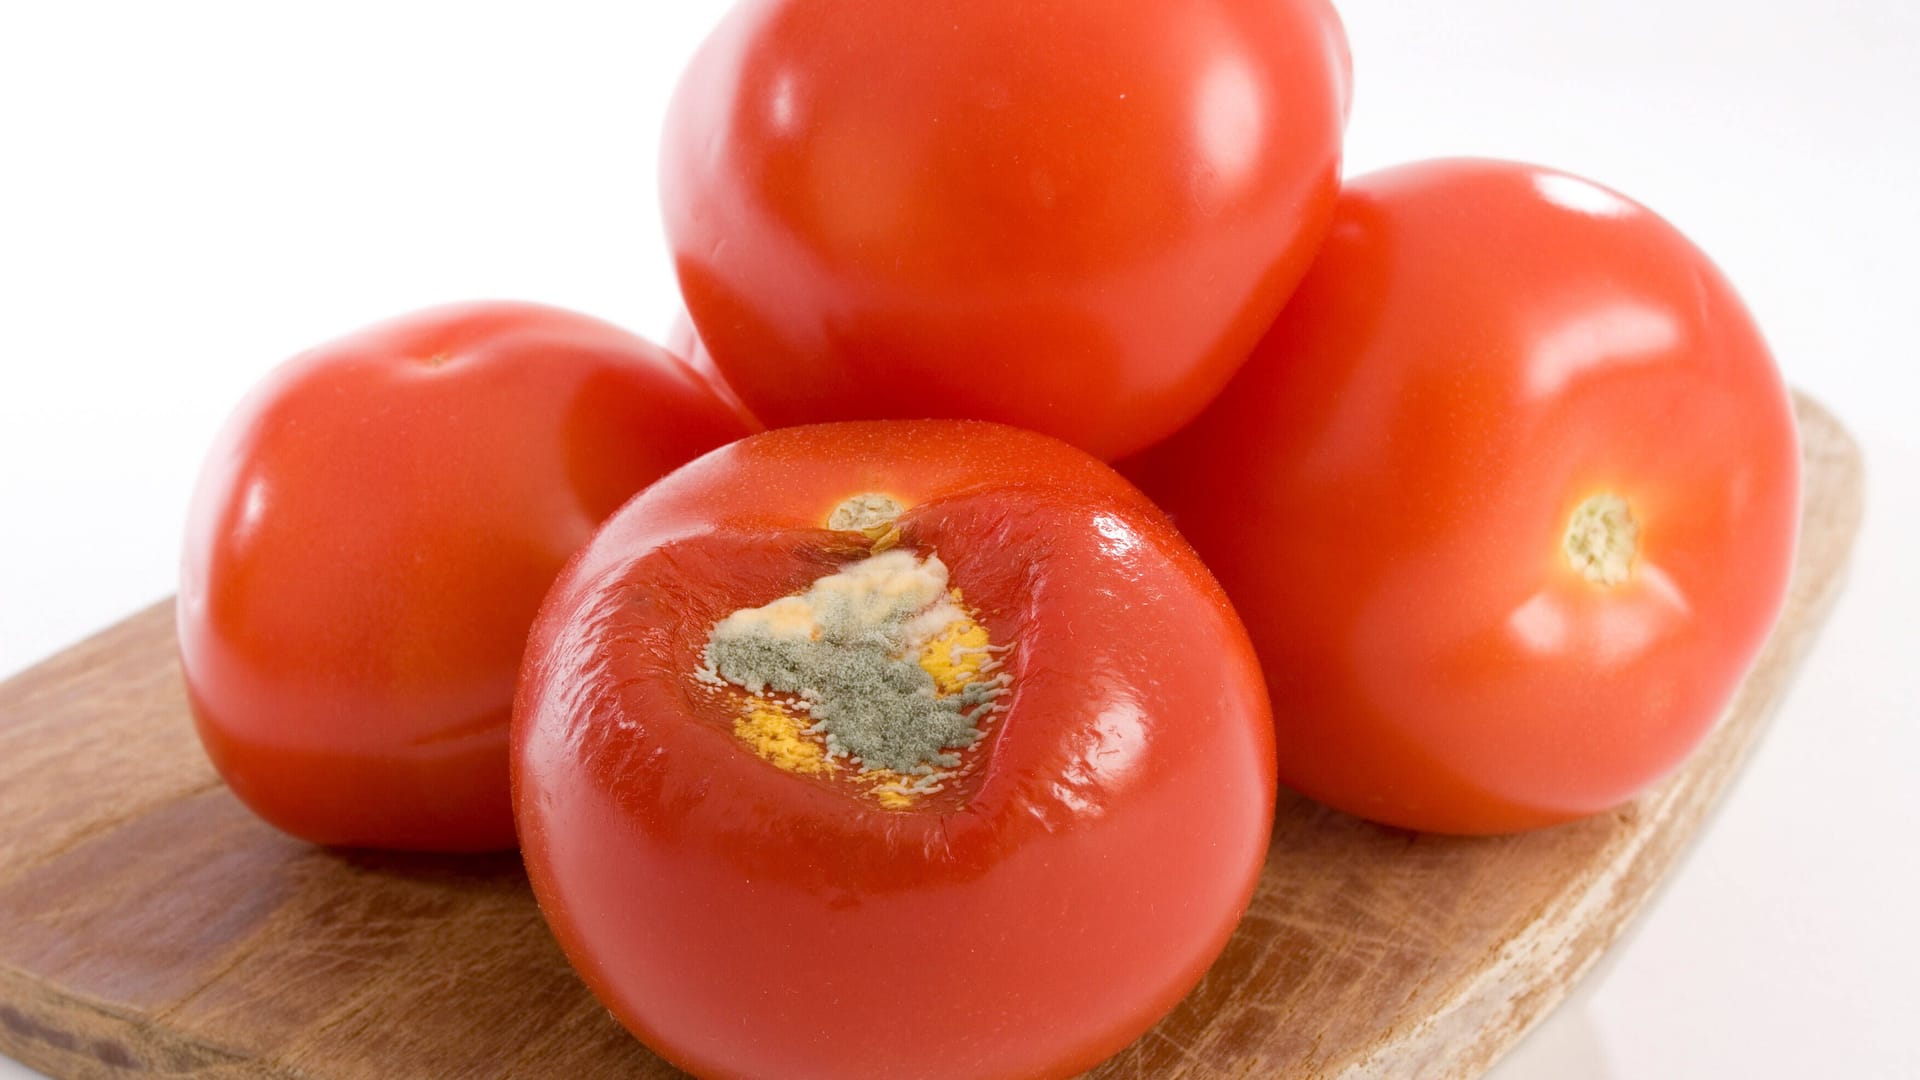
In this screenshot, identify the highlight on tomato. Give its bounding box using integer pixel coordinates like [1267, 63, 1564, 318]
[178, 301, 757, 852]
[661, 0, 1352, 460]
[1127, 158, 1801, 835]
[513, 420, 1276, 1079]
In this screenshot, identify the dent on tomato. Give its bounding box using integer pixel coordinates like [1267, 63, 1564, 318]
[699, 512, 1010, 807]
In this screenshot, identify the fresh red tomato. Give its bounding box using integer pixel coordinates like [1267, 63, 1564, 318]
[665, 309, 758, 432]
[1127, 159, 1801, 835]
[661, 0, 1351, 460]
[179, 301, 757, 851]
[514, 421, 1274, 1079]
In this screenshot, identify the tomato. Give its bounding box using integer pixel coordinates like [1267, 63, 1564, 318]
[1126, 159, 1801, 835]
[665, 308, 759, 432]
[660, 0, 1351, 460]
[179, 301, 757, 851]
[514, 421, 1274, 1079]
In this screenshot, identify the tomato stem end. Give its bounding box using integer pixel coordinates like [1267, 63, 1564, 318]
[1563, 493, 1639, 587]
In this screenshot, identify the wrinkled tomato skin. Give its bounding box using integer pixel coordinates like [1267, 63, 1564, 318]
[661, 0, 1351, 461]
[514, 422, 1275, 1079]
[179, 301, 757, 852]
[1126, 159, 1800, 835]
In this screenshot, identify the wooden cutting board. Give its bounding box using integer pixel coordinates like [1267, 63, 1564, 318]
[0, 394, 1863, 1080]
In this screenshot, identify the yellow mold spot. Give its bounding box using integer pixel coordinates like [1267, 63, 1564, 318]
[919, 617, 993, 695]
[732, 698, 831, 776]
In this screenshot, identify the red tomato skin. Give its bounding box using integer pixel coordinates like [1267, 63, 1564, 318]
[514, 422, 1275, 1079]
[661, 0, 1350, 461]
[179, 301, 757, 851]
[1126, 159, 1801, 835]
[665, 309, 761, 433]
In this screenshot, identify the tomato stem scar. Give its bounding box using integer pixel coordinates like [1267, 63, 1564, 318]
[829, 492, 906, 552]
[828, 492, 903, 532]
[1563, 493, 1638, 586]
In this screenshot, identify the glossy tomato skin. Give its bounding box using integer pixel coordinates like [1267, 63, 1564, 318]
[665, 309, 759, 432]
[514, 422, 1275, 1079]
[1127, 159, 1800, 835]
[179, 301, 756, 851]
[661, 0, 1351, 461]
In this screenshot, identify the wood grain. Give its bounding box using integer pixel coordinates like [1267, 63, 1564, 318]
[0, 394, 1864, 1080]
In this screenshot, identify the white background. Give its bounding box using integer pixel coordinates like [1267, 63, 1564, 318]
[2, 2, 1915, 1077]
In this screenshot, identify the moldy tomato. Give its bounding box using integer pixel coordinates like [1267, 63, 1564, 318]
[179, 301, 756, 851]
[1127, 159, 1800, 835]
[514, 421, 1275, 1079]
[661, 0, 1351, 460]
